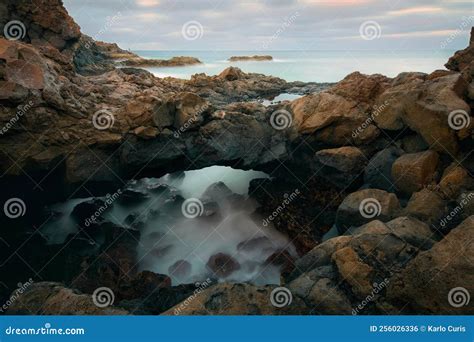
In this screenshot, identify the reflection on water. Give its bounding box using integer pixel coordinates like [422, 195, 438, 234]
[41, 166, 296, 285]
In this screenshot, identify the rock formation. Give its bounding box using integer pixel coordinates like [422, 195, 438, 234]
[1, 0, 473, 316]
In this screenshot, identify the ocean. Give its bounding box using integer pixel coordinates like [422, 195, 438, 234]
[133, 50, 456, 83]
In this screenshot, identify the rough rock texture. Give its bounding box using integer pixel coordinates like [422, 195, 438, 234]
[1, 0, 474, 317]
[387, 216, 474, 314]
[314, 146, 367, 188]
[404, 189, 448, 225]
[364, 147, 403, 191]
[391, 151, 440, 195]
[7, 282, 128, 315]
[446, 27, 474, 77]
[336, 189, 401, 233]
[374, 73, 471, 154]
[163, 283, 307, 315]
[290, 72, 388, 145]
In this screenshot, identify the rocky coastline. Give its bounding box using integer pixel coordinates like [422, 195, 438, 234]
[0, 0, 473, 315]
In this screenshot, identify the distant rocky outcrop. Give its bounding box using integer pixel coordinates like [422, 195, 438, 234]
[120, 56, 202, 68]
[228, 55, 273, 62]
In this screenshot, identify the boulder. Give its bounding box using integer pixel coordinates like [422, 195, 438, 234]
[292, 236, 352, 278]
[404, 189, 448, 225]
[387, 216, 474, 313]
[71, 198, 106, 226]
[315, 146, 366, 172]
[391, 151, 439, 195]
[336, 189, 401, 233]
[384, 216, 436, 250]
[374, 73, 470, 154]
[439, 164, 474, 199]
[168, 260, 192, 280]
[364, 146, 403, 191]
[153, 92, 209, 130]
[332, 246, 374, 298]
[457, 192, 474, 218]
[218, 67, 245, 81]
[314, 146, 366, 188]
[307, 278, 353, 314]
[206, 253, 241, 278]
[201, 181, 233, 201]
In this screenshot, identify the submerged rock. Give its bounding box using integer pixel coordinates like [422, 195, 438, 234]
[168, 260, 192, 281]
[206, 253, 241, 278]
[71, 198, 106, 226]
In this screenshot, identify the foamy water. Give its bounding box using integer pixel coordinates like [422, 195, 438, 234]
[41, 166, 295, 285]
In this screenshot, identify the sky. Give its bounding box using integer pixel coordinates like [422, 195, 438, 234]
[62, 0, 474, 51]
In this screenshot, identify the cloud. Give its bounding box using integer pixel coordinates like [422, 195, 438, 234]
[136, 0, 160, 7]
[62, 0, 472, 50]
[388, 6, 443, 16]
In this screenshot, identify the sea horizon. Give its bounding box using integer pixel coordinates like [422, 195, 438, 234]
[132, 49, 457, 82]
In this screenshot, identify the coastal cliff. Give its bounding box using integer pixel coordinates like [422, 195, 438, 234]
[1, 0, 473, 315]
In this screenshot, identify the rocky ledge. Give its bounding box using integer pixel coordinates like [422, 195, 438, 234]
[229, 55, 273, 62]
[1, 0, 473, 316]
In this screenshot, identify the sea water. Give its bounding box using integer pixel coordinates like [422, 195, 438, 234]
[134, 49, 455, 82]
